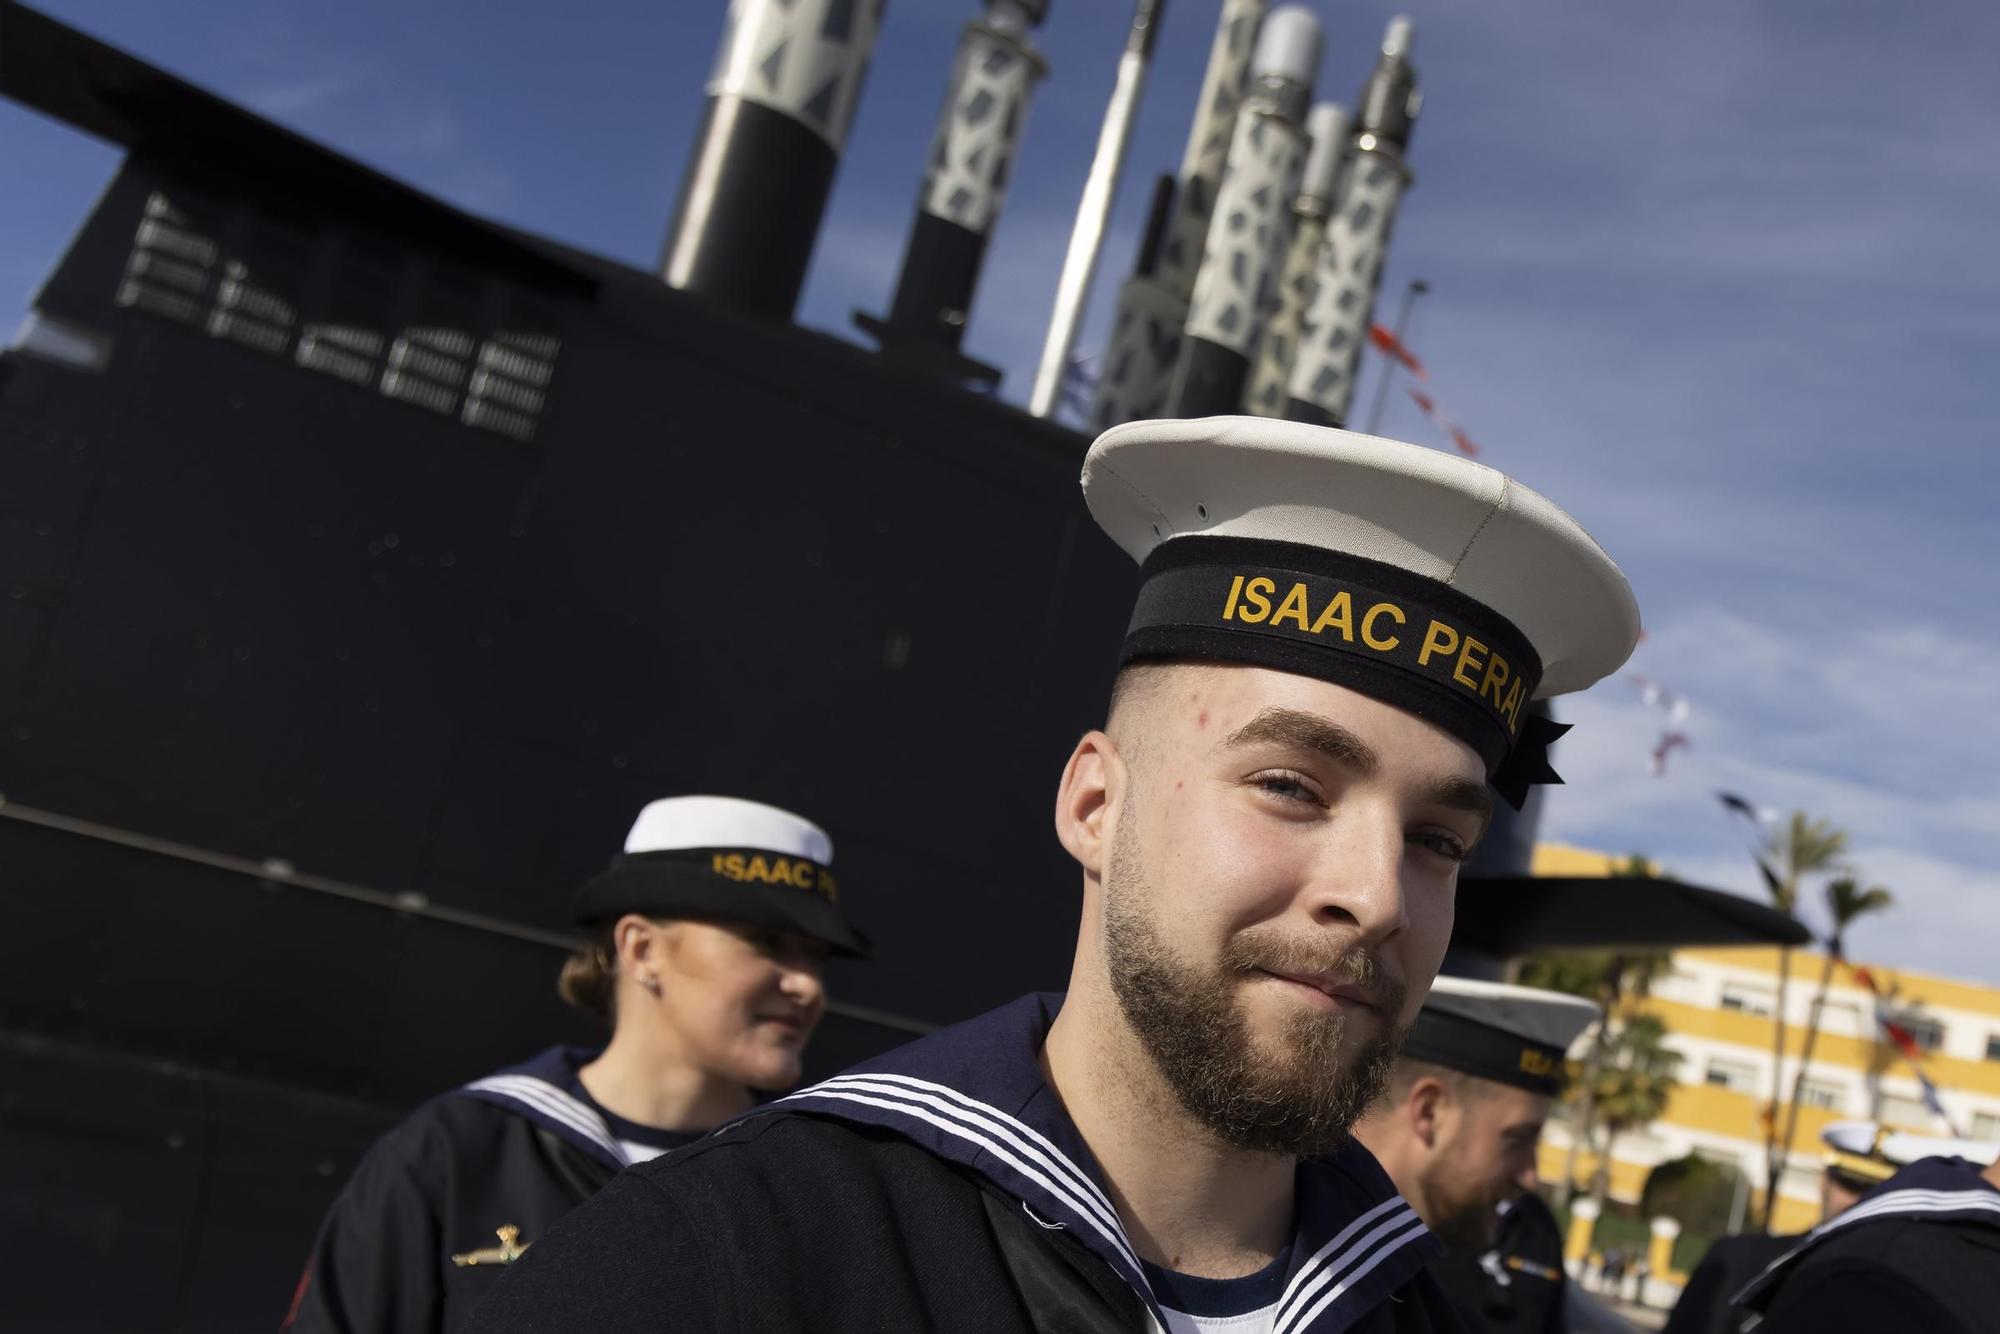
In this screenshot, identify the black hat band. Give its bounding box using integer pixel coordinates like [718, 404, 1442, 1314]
[1399, 1007, 1569, 1097]
[1123, 537, 1544, 776]
[571, 847, 868, 957]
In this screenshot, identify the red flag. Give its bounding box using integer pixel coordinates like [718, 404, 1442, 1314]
[1369, 324, 1428, 379]
[1404, 387, 1480, 457]
[1882, 1019, 1925, 1062]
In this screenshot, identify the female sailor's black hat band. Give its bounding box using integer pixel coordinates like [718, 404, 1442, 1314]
[1121, 537, 1563, 807]
[572, 847, 870, 958]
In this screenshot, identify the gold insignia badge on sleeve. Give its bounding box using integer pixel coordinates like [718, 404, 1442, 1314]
[451, 1225, 529, 1267]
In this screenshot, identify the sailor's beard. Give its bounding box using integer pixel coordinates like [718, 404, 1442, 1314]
[1102, 820, 1405, 1158]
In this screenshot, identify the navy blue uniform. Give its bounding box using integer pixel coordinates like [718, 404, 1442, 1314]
[1733, 1157, 2000, 1334]
[283, 1047, 694, 1334]
[479, 994, 1469, 1333]
[1428, 1192, 1568, 1333]
[1659, 1232, 1794, 1334]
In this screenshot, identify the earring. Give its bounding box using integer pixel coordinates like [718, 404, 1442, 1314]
[641, 975, 662, 996]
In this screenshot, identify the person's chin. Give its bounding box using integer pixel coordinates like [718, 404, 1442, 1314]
[741, 1050, 805, 1091]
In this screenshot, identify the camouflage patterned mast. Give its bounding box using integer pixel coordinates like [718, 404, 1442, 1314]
[662, 0, 887, 320]
[1284, 16, 1422, 428]
[856, 0, 1048, 389]
[1166, 4, 1320, 418]
[1240, 100, 1348, 417]
[1089, 0, 1267, 430]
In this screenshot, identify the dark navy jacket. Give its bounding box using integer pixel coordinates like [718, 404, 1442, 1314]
[1733, 1156, 2000, 1334]
[283, 1047, 689, 1334]
[477, 994, 1466, 1333]
[1429, 1192, 1568, 1334]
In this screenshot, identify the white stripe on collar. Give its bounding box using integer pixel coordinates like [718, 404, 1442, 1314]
[1736, 1185, 2000, 1307]
[808, 1073, 1128, 1243]
[1816, 1187, 2000, 1234]
[785, 1067, 1437, 1332]
[1278, 1209, 1428, 1334]
[782, 1074, 1150, 1283]
[1273, 1199, 1426, 1334]
[465, 1074, 628, 1167]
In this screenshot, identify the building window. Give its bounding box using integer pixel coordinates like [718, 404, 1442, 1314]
[1972, 1112, 2000, 1141]
[1720, 984, 1774, 1017]
[1884, 1014, 1946, 1052]
[1985, 1035, 2000, 1062]
[1879, 1093, 1933, 1130]
[1797, 1079, 1844, 1112]
[1705, 1058, 1760, 1093]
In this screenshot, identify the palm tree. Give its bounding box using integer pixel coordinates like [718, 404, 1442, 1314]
[1775, 877, 1894, 1190]
[1585, 1013, 1683, 1221]
[1755, 812, 1847, 1228]
[1520, 855, 1671, 1208]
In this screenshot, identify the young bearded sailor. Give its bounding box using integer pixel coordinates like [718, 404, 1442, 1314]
[282, 795, 867, 1334]
[1729, 1123, 2000, 1334]
[1352, 977, 1598, 1334]
[477, 417, 1641, 1334]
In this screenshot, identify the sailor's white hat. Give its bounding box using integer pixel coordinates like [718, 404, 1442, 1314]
[1082, 417, 1640, 805]
[573, 796, 868, 956]
[1823, 1120, 2000, 1177]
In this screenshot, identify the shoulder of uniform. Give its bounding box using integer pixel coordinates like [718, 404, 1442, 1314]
[632, 1109, 931, 1178]
[626, 1109, 985, 1215]
[1776, 1213, 1949, 1283]
[328, 1093, 516, 1194]
[398, 1089, 539, 1146]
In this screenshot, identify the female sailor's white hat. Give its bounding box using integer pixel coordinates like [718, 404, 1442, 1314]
[572, 796, 869, 956]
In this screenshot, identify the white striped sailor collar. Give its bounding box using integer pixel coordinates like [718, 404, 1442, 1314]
[458, 1046, 632, 1173]
[1733, 1156, 2000, 1314]
[774, 992, 1441, 1334]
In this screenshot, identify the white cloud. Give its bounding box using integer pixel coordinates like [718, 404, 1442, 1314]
[1541, 603, 2000, 985]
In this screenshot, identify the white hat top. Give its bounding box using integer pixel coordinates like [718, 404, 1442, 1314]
[1822, 1119, 1999, 1169]
[1082, 416, 1640, 699]
[1423, 976, 1600, 1052]
[624, 795, 833, 864]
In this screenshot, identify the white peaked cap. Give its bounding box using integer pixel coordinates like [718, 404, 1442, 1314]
[1082, 417, 1640, 698]
[624, 795, 834, 864]
[1823, 1119, 2000, 1169]
[1423, 976, 1599, 1052]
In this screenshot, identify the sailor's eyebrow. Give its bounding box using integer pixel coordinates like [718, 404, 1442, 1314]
[1221, 707, 1380, 778]
[1426, 774, 1493, 825]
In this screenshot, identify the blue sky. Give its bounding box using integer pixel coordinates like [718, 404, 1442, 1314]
[5, 1, 1997, 982]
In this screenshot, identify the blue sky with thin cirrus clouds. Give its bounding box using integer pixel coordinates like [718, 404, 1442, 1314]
[4, 0, 1997, 982]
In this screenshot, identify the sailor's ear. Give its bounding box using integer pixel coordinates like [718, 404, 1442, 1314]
[1409, 1076, 1451, 1150]
[1055, 730, 1121, 875]
[612, 913, 664, 969]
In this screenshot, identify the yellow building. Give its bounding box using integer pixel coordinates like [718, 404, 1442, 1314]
[1528, 844, 2000, 1234]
